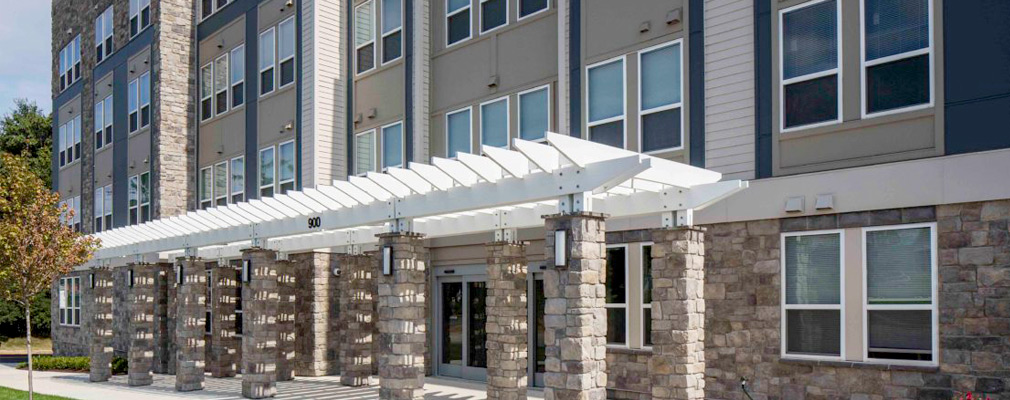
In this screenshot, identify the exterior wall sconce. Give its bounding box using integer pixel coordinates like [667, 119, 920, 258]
[332, 260, 341, 277]
[129, 269, 135, 287]
[554, 230, 567, 267]
[382, 246, 393, 276]
[242, 260, 252, 283]
[175, 263, 184, 285]
[89, 273, 95, 289]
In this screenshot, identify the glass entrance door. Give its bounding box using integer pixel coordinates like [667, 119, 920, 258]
[436, 267, 487, 381]
[528, 271, 546, 387]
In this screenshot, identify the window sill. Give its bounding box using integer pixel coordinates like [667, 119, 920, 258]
[779, 357, 939, 372]
[605, 346, 652, 356]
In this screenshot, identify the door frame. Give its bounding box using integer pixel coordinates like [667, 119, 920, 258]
[527, 262, 547, 387]
[434, 265, 488, 382]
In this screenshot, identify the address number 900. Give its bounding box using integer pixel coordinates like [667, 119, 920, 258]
[307, 216, 322, 229]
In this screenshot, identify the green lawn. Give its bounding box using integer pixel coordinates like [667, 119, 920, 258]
[0, 338, 52, 355]
[0, 386, 77, 400]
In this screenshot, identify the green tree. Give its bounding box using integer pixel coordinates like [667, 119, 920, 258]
[0, 154, 98, 400]
[0, 99, 53, 187]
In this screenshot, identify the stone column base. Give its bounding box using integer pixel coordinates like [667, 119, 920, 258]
[339, 253, 377, 387]
[485, 242, 529, 400]
[376, 232, 427, 400]
[127, 264, 157, 387]
[89, 269, 115, 382]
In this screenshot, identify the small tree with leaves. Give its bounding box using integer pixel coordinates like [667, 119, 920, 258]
[0, 154, 98, 399]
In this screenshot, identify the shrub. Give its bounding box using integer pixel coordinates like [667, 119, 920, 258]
[111, 356, 128, 374]
[17, 355, 89, 372]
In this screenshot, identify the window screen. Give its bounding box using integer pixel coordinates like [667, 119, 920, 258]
[782, 0, 837, 80]
[783, 233, 841, 357]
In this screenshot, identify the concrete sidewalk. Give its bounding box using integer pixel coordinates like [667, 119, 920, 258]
[0, 364, 544, 400]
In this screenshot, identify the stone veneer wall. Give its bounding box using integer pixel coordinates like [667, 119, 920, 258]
[606, 349, 652, 399]
[292, 252, 342, 377]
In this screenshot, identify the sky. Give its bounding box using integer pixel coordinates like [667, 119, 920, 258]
[0, 0, 51, 115]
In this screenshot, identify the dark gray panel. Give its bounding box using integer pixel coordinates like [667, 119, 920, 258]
[245, 6, 260, 197]
[755, 0, 772, 178]
[198, 0, 259, 41]
[405, 0, 414, 162]
[688, 0, 704, 167]
[113, 63, 129, 228]
[569, 0, 581, 136]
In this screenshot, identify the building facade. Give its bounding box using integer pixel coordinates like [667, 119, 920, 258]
[51, 0, 1009, 399]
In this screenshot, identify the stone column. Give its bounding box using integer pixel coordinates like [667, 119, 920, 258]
[88, 269, 115, 382]
[376, 232, 427, 400]
[542, 212, 608, 400]
[293, 252, 342, 377]
[276, 259, 296, 381]
[175, 258, 207, 392]
[127, 263, 157, 386]
[242, 249, 281, 399]
[339, 253, 378, 386]
[162, 264, 178, 375]
[209, 263, 240, 378]
[485, 242, 529, 400]
[649, 227, 706, 400]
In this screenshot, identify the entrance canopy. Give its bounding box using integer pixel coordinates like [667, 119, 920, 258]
[87, 133, 746, 267]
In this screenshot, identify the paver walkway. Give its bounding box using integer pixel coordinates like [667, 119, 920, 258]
[0, 364, 544, 400]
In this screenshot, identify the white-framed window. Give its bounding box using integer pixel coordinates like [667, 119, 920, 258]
[518, 0, 548, 20]
[641, 243, 653, 347]
[480, 96, 509, 148]
[129, 0, 151, 38]
[479, 0, 508, 34]
[129, 172, 150, 225]
[58, 116, 82, 167]
[278, 140, 296, 194]
[214, 161, 229, 206]
[605, 245, 628, 346]
[381, 122, 403, 169]
[586, 56, 626, 149]
[215, 54, 230, 115]
[201, 0, 232, 20]
[58, 277, 81, 326]
[200, 166, 213, 209]
[259, 146, 275, 198]
[639, 41, 684, 152]
[96, 6, 114, 63]
[860, 0, 933, 117]
[129, 78, 140, 132]
[95, 95, 113, 150]
[230, 156, 245, 203]
[60, 196, 82, 232]
[446, 0, 471, 47]
[446, 107, 472, 158]
[781, 229, 844, 360]
[230, 45, 246, 108]
[201, 63, 214, 121]
[381, 0, 403, 64]
[59, 36, 81, 92]
[128, 72, 151, 133]
[355, 1, 376, 74]
[259, 28, 276, 96]
[780, 0, 841, 132]
[278, 17, 297, 88]
[94, 184, 113, 233]
[863, 223, 937, 365]
[355, 130, 376, 175]
[518, 85, 550, 142]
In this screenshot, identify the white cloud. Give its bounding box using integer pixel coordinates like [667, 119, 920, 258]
[0, 0, 52, 114]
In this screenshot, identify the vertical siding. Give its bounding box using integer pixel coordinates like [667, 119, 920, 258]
[302, 0, 347, 186]
[704, 0, 755, 180]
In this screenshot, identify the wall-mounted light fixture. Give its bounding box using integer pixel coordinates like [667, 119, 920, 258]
[175, 263, 184, 285]
[382, 246, 393, 276]
[89, 273, 95, 289]
[332, 260, 341, 277]
[554, 230, 567, 267]
[242, 260, 252, 282]
[129, 269, 135, 287]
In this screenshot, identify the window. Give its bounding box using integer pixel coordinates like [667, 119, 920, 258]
[215, 54, 230, 115]
[480, 0, 507, 33]
[642, 244, 653, 347]
[355, 1, 376, 74]
[201, 63, 213, 121]
[214, 161, 228, 206]
[446, 107, 472, 158]
[278, 140, 296, 194]
[381, 0, 403, 63]
[129, 78, 140, 132]
[60, 196, 81, 232]
[861, 0, 932, 116]
[605, 245, 628, 346]
[96, 7, 114, 63]
[59, 36, 81, 92]
[94, 184, 112, 232]
[259, 147, 275, 198]
[58, 277, 81, 326]
[278, 17, 296, 87]
[355, 130, 376, 175]
[230, 156, 245, 203]
[518, 85, 549, 141]
[518, 0, 548, 19]
[231, 45, 246, 108]
[782, 230, 843, 359]
[200, 167, 213, 209]
[59, 116, 82, 167]
[129, 172, 150, 225]
[639, 41, 683, 152]
[864, 224, 936, 364]
[587, 57, 625, 149]
[129, 73, 150, 133]
[259, 28, 276, 95]
[381, 122, 403, 169]
[780, 0, 841, 131]
[480, 97, 509, 148]
[95, 95, 113, 150]
[202, 0, 232, 20]
[446, 0, 471, 46]
[130, 0, 151, 38]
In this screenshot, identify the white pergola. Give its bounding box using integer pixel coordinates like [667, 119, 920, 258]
[86, 133, 747, 268]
